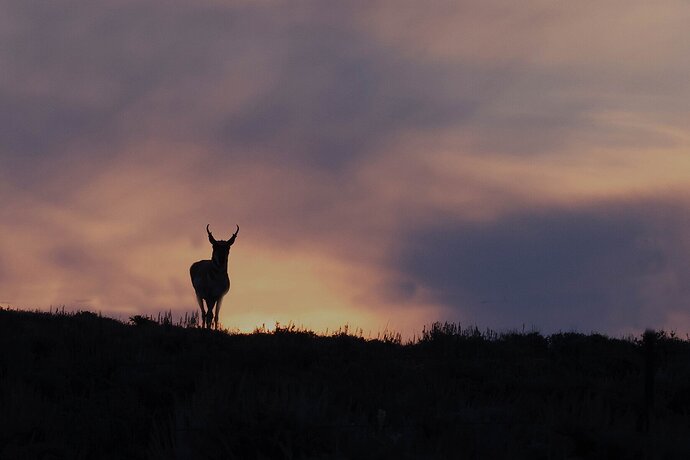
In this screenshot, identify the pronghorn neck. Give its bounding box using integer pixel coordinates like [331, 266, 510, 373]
[211, 249, 229, 273]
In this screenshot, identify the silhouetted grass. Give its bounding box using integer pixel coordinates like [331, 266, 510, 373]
[2, 310, 690, 459]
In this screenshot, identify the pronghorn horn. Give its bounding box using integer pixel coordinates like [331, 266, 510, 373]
[228, 224, 239, 245]
[206, 224, 217, 244]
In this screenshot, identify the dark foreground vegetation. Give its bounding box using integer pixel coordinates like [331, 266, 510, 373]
[2, 309, 690, 459]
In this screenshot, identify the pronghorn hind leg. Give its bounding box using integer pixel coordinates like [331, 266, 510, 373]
[213, 297, 224, 330]
[195, 294, 206, 328]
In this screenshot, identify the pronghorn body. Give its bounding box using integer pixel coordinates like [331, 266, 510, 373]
[190, 224, 239, 329]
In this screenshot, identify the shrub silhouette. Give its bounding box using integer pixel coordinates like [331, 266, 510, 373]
[2, 309, 690, 459]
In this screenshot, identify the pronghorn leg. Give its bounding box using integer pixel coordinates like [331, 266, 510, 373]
[206, 300, 216, 329]
[195, 294, 206, 328]
[213, 297, 224, 330]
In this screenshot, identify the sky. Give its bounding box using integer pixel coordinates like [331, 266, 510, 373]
[2, 0, 690, 337]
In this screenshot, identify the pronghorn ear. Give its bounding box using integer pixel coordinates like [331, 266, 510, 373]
[228, 224, 239, 246]
[206, 224, 217, 244]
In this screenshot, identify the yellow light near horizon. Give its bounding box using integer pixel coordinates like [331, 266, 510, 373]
[223, 245, 400, 335]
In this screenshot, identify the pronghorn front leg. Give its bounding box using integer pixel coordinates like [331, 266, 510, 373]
[206, 300, 216, 329]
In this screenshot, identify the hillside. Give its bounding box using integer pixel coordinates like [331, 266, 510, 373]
[1, 309, 690, 459]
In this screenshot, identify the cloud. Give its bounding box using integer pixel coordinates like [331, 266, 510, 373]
[216, 26, 482, 170]
[0, 0, 484, 177]
[2, 0, 690, 336]
[0, 255, 5, 286]
[3, 0, 687, 182]
[395, 198, 690, 333]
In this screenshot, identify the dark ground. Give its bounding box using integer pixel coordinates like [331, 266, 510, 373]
[1, 308, 690, 459]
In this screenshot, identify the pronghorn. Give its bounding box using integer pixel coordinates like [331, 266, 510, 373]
[190, 224, 239, 329]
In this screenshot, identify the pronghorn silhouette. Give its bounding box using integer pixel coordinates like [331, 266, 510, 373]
[190, 224, 239, 329]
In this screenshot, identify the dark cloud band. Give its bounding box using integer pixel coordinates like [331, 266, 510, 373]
[397, 199, 690, 332]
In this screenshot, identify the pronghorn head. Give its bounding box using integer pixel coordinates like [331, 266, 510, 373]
[206, 224, 239, 258]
